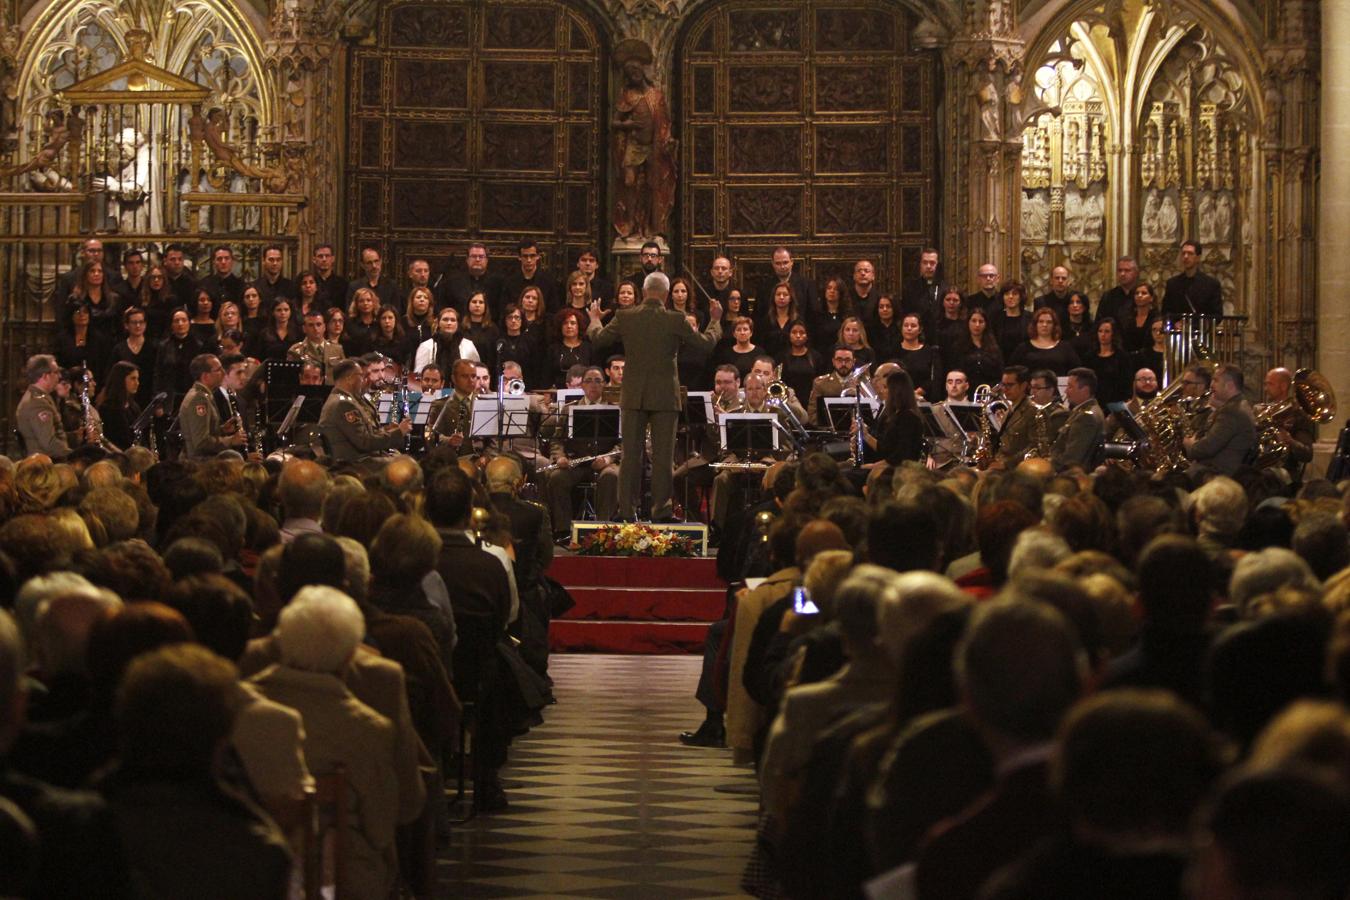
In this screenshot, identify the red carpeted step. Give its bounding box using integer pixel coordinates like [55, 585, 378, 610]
[548, 555, 725, 654]
[548, 555, 722, 590]
[549, 620, 710, 655]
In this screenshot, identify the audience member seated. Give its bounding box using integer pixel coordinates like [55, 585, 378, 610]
[249, 586, 425, 900]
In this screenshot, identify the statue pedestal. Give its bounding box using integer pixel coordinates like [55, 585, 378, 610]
[611, 234, 669, 285]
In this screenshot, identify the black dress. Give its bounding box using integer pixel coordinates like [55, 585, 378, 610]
[989, 310, 1029, 359]
[252, 327, 297, 363]
[496, 332, 541, 386]
[895, 344, 942, 399]
[777, 349, 821, 403]
[757, 314, 795, 358]
[1010, 341, 1081, 376]
[875, 408, 924, 464]
[465, 323, 500, 373]
[153, 333, 202, 401]
[545, 341, 592, 387]
[1086, 350, 1133, 406]
[1119, 312, 1158, 355]
[55, 329, 112, 384]
[870, 323, 903, 365]
[956, 342, 1005, 391]
[714, 345, 761, 380]
[344, 317, 378, 357]
[110, 338, 158, 408]
[810, 307, 847, 354]
[96, 399, 142, 450]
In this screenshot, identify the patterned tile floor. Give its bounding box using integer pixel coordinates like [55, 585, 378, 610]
[440, 654, 758, 898]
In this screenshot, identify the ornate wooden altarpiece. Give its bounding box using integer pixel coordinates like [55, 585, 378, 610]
[345, 0, 606, 284]
[676, 0, 940, 301]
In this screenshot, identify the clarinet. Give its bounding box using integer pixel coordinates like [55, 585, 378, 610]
[399, 367, 412, 452]
[225, 389, 247, 451]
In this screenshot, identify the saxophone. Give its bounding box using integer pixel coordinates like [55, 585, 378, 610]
[1025, 400, 1055, 460]
[969, 384, 1008, 469]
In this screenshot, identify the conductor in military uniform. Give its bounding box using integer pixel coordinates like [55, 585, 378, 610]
[320, 358, 411, 463]
[15, 354, 72, 459]
[586, 272, 722, 521]
[178, 354, 247, 459]
[288, 310, 344, 384]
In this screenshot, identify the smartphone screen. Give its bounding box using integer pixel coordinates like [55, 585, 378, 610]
[792, 586, 819, 615]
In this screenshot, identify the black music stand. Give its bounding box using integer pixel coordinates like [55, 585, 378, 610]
[823, 397, 877, 433]
[720, 413, 778, 458]
[917, 402, 948, 439]
[568, 405, 621, 444]
[945, 402, 985, 434]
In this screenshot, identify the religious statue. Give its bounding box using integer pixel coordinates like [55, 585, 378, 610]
[611, 40, 676, 242]
[975, 58, 1001, 142]
[1005, 63, 1060, 139]
[1021, 191, 1049, 241]
[0, 25, 20, 152]
[1141, 191, 1163, 243]
[1, 107, 81, 191]
[92, 126, 156, 232]
[190, 103, 289, 194]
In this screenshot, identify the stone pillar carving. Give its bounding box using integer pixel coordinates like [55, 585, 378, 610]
[263, 0, 345, 261]
[0, 19, 20, 158]
[1319, 0, 1350, 427]
[1262, 0, 1319, 378]
[946, 1, 1025, 288]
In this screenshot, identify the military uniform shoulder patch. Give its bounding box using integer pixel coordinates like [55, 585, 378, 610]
[345, 410, 359, 424]
[195, 404, 207, 417]
[37, 410, 49, 422]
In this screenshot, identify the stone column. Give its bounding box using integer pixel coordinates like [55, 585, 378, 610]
[1319, 0, 1350, 453]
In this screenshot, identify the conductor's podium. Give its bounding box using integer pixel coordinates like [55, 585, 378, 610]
[548, 547, 724, 655]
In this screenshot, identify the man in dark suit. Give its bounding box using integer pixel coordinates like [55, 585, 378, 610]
[1184, 363, 1257, 476]
[1034, 265, 1075, 323]
[500, 239, 559, 314]
[755, 246, 818, 318]
[1097, 255, 1140, 324]
[440, 242, 502, 316]
[1051, 367, 1105, 472]
[425, 466, 515, 809]
[308, 243, 346, 311]
[1162, 239, 1223, 319]
[586, 272, 723, 521]
[965, 261, 1002, 317]
[196, 245, 245, 310]
[345, 246, 399, 308]
[486, 456, 553, 679]
[900, 247, 944, 322]
[914, 600, 1084, 900]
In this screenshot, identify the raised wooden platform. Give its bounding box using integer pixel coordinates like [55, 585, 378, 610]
[548, 554, 725, 655]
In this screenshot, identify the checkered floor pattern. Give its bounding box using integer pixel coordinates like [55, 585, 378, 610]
[440, 654, 758, 898]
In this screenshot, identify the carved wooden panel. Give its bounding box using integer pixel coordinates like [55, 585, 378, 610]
[680, 1, 938, 293]
[347, 0, 603, 279]
[388, 4, 469, 47]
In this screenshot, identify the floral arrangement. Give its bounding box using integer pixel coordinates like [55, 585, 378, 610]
[574, 522, 699, 558]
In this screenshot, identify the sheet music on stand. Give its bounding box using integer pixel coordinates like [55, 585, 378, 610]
[410, 389, 449, 426]
[471, 395, 532, 437]
[720, 412, 779, 457]
[567, 404, 622, 441]
[277, 395, 307, 438]
[824, 397, 879, 433]
[556, 388, 584, 407]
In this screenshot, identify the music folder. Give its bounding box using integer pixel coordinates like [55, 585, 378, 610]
[471, 395, 532, 437]
[567, 404, 621, 441]
[720, 412, 779, 457]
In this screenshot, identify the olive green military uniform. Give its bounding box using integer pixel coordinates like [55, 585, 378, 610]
[15, 386, 70, 459]
[320, 387, 403, 462]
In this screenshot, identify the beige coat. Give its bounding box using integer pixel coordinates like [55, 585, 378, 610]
[726, 566, 800, 759]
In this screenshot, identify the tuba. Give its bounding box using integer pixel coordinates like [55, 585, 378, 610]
[1254, 368, 1337, 468]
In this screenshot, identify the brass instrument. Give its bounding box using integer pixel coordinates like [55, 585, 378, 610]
[1254, 368, 1337, 468]
[1024, 399, 1056, 460]
[969, 384, 1010, 469]
[81, 370, 119, 452]
[841, 364, 877, 467]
